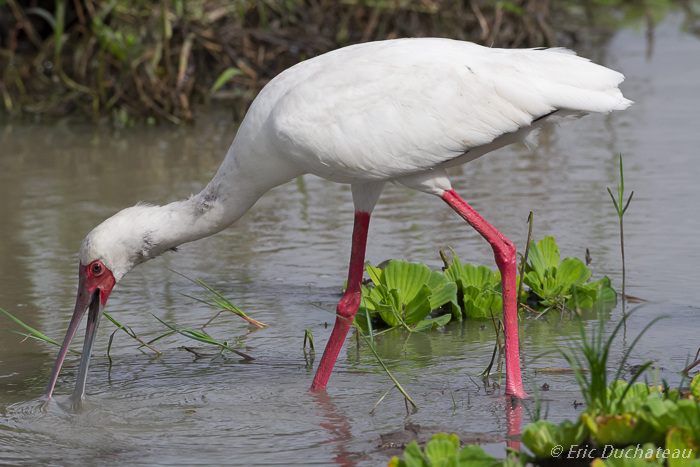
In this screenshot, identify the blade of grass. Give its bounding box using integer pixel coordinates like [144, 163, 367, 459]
[518, 210, 534, 305]
[171, 270, 268, 328]
[103, 312, 162, 355]
[339, 310, 415, 408]
[448, 382, 457, 410]
[310, 302, 417, 409]
[370, 385, 396, 414]
[139, 330, 176, 349]
[1, 307, 61, 346]
[152, 314, 254, 360]
[1, 329, 78, 355]
[107, 329, 118, 363]
[181, 291, 268, 328]
[357, 324, 418, 409]
[303, 329, 315, 351]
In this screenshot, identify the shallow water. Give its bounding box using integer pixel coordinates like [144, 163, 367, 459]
[1, 15, 699, 467]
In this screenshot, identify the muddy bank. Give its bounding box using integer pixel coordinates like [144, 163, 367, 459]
[1, 0, 694, 124]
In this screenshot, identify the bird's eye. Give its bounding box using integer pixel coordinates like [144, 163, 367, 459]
[91, 262, 104, 275]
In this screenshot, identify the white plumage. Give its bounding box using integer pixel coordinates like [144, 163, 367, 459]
[266, 39, 629, 181]
[47, 38, 631, 402]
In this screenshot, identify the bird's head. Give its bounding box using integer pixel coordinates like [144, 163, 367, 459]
[43, 206, 168, 403]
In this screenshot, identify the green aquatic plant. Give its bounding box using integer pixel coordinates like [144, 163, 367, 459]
[176, 273, 268, 329]
[303, 329, 315, 351]
[1, 275, 258, 366]
[388, 432, 528, 467]
[0, 306, 154, 358]
[444, 253, 505, 319]
[356, 319, 418, 413]
[521, 376, 700, 465]
[558, 302, 664, 415]
[520, 289, 698, 465]
[0, 306, 65, 349]
[523, 236, 616, 308]
[152, 314, 254, 360]
[360, 260, 458, 330]
[360, 236, 618, 331]
[104, 312, 162, 362]
[521, 419, 589, 460]
[589, 443, 665, 467]
[691, 375, 700, 399]
[607, 154, 634, 306]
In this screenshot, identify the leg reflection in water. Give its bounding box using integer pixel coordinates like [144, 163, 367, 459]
[313, 391, 363, 467]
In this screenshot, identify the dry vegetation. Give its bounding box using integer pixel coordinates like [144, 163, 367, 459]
[0, 0, 694, 124]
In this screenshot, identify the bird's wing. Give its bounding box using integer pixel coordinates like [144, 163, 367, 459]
[265, 39, 631, 183]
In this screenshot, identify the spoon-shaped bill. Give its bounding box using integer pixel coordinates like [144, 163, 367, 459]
[43, 263, 115, 401]
[72, 292, 104, 402]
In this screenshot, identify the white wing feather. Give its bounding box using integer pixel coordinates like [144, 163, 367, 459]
[257, 38, 630, 183]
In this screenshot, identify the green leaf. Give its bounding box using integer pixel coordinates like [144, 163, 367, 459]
[446, 257, 498, 288]
[377, 288, 403, 327]
[426, 270, 450, 289]
[444, 254, 464, 284]
[403, 441, 430, 467]
[527, 239, 547, 280]
[151, 314, 253, 360]
[691, 375, 700, 399]
[424, 433, 460, 466]
[666, 427, 698, 467]
[538, 236, 560, 270]
[428, 282, 459, 312]
[462, 264, 498, 287]
[607, 187, 622, 217]
[411, 314, 451, 332]
[556, 419, 589, 451]
[210, 67, 243, 94]
[384, 261, 432, 304]
[387, 458, 406, 467]
[403, 285, 433, 325]
[458, 444, 499, 466]
[524, 270, 545, 297]
[577, 276, 618, 305]
[360, 285, 378, 311]
[521, 420, 559, 459]
[0, 307, 60, 346]
[462, 285, 502, 318]
[366, 264, 384, 287]
[595, 413, 646, 446]
[555, 257, 591, 289]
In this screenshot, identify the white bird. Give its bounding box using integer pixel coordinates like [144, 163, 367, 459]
[43, 38, 631, 403]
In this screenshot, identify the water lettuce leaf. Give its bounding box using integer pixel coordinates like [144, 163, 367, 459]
[524, 236, 615, 307]
[445, 255, 503, 318]
[521, 419, 587, 459]
[361, 260, 458, 329]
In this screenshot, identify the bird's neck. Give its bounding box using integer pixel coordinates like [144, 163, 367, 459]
[145, 130, 303, 257]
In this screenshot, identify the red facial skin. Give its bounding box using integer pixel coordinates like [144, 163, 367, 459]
[80, 261, 116, 307]
[42, 261, 116, 401]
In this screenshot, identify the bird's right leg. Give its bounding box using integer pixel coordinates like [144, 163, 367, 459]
[311, 182, 384, 392]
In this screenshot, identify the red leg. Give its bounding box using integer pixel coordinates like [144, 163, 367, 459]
[506, 399, 524, 451]
[441, 189, 526, 399]
[311, 211, 371, 391]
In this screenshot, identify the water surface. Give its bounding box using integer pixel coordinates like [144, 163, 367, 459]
[0, 15, 699, 467]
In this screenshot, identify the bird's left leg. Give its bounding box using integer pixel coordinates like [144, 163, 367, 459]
[311, 182, 384, 391]
[441, 189, 527, 400]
